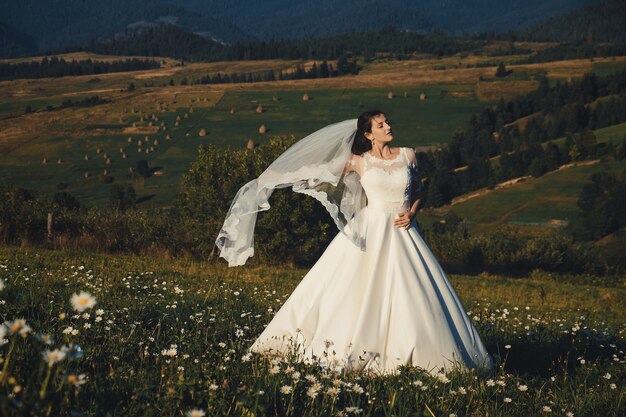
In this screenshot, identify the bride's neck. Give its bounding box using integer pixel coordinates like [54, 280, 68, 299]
[370, 142, 392, 158]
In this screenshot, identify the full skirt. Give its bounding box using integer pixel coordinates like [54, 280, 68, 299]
[248, 207, 494, 376]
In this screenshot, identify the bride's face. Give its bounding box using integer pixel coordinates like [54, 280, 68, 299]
[365, 114, 393, 144]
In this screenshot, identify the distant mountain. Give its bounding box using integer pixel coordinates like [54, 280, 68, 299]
[0, 22, 37, 58]
[0, 0, 252, 58]
[168, 0, 599, 39]
[516, 0, 626, 43]
[0, 0, 607, 59]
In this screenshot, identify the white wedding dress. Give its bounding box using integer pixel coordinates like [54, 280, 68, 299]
[248, 147, 493, 375]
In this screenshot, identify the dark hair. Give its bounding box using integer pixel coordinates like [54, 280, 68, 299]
[351, 109, 386, 155]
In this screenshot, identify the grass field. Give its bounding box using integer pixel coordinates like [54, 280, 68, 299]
[1, 53, 625, 209]
[0, 246, 623, 416]
[418, 158, 626, 233]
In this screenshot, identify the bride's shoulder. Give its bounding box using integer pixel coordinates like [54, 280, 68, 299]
[400, 147, 417, 165]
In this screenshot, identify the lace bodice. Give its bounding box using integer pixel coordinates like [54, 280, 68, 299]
[350, 148, 418, 213]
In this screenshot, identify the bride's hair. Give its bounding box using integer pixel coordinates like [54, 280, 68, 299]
[351, 109, 386, 155]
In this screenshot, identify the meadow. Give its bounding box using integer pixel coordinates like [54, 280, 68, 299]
[1, 53, 625, 208]
[0, 246, 623, 416]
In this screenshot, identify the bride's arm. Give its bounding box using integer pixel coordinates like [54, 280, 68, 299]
[406, 148, 422, 218]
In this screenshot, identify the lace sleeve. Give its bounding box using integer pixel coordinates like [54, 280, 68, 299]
[405, 148, 423, 200]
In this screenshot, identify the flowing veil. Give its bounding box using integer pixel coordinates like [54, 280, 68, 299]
[215, 119, 367, 267]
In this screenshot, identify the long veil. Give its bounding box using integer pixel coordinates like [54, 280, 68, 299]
[215, 119, 366, 267]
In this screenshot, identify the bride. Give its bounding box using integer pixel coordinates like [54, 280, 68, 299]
[216, 110, 494, 376]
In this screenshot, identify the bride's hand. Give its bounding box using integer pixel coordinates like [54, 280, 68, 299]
[394, 210, 414, 229]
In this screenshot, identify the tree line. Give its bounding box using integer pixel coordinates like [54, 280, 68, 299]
[84, 24, 483, 62]
[418, 68, 626, 208]
[0, 57, 161, 81]
[185, 58, 359, 86]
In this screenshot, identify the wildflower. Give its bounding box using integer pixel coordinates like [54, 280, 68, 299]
[457, 386, 467, 395]
[346, 406, 363, 414]
[6, 319, 31, 336]
[305, 374, 317, 383]
[503, 397, 512, 403]
[161, 347, 177, 357]
[566, 413, 574, 417]
[66, 373, 87, 387]
[70, 291, 96, 312]
[241, 353, 252, 362]
[542, 406, 552, 413]
[43, 349, 66, 366]
[208, 384, 218, 391]
[269, 365, 280, 375]
[413, 380, 424, 387]
[186, 409, 206, 417]
[218, 342, 226, 348]
[609, 383, 616, 390]
[280, 385, 292, 394]
[326, 386, 341, 396]
[504, 344, 511, 349]
[95, 309, 104, 316]
[603, 373, 611, 380]
[486, 379, 495, 387]
[518, 384, 528, 392]
[306, 386, 319, 399]
[0, 278, 4, 290]
[436, 372, 450, 384]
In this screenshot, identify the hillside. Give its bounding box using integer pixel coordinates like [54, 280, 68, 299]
[517, 0, 626, 43]
[0, 0, 251, 58]
[0, 0, 600, 59]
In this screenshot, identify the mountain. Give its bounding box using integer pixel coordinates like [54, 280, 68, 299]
[0, 0, 606, 59]
[516, 0, 626, 43]
[0, 22, 38, 58]
[0, 0, 252, 58]
[168, 0, 599, 39]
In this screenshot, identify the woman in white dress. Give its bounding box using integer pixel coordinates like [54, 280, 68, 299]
[216, 110, 494, 376]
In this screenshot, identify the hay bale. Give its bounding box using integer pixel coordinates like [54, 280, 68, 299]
[154, 139, 159, 146]
[259, 124, 266, 134]
[103, 153, 108, 159]
[419, 92, 427, 101]
[184, 113, 189, 119]
[198, 128, 207, 137]
[129, 167, 134, 173]
[119, 147, 124, 153]
[166, 134, 171, 140]
[106, 158, 111, 165]
[256, 104, 263, 113]
[176, 115, 181, 121]
[387, 91, 394, 100]
[272, 95, 278, 102]
[132, 122, 137, 128]
[246, 138, 254, 149]
[42, 157, 48, 164]
[148, 121, 153, 127]
[103, 169, 107, 176]
[84, 172, 90, 178]
[189, 106, 194, 113]
[84, 155, 89, 161]
[96, 148, 101, 154]
[138, 147, 142, 153]
[302, 93, 310, 101]
[230, 107, 236, 114]
[128, 137, 132, 143]
[122, 153, 127, 159]
[57, 159, 63, 164]
[150, 146, 154, 152]
[175, 121, 180, 127]
[404, 91, 408, 98]
[162, 126, 167, 131]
